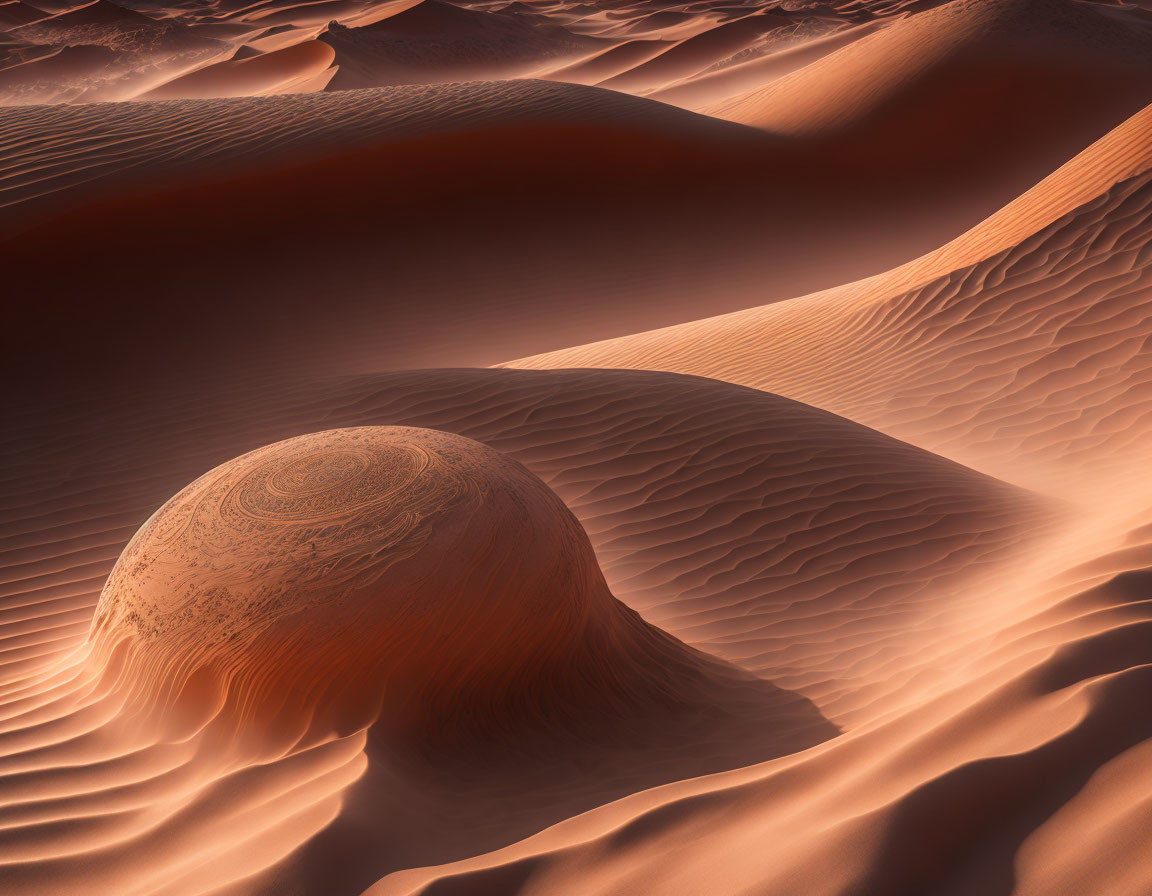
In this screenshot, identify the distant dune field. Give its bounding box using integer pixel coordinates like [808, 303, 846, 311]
[5, 0, 1152, 894]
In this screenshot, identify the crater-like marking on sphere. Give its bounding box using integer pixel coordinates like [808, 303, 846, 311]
[223, 443, 430, 524]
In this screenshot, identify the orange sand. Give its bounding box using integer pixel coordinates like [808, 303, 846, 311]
[5, 1, 1152, 894]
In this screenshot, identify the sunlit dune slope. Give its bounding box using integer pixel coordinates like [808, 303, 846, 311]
[369, 492, 1152, 896]
[512, 100, 1152, 496]
[644, 19, 884, 110]
[140, 39, 335, 98]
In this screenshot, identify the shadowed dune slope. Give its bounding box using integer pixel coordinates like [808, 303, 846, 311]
[1, 369, 1055, 728]
[0, 78, 755, 218]
[512, 100, 1152, 496]
[5, 77, 1122, 398]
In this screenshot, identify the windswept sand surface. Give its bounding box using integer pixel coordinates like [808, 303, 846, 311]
[515, 98, 1152, 496]
[6, 0, 1152, 894]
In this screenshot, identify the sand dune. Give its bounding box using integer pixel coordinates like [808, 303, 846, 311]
[2, 368, 1053, 728]
[711, 0, 1152, 130]
[140, 38, 334, 98]
[0, 42, 118, 102]
[1, 424, 835, 895]
[0, 0, 221, 103]
[540, 37, 670, 85]
[298, 369, 1056, 725]
[320, 0, 604, 89]
[513, 99, 1152, 497]
[1, 332, 1130, 896]
[703, 0, 1152, 226]
[7, 1, 1152, 894]
[0, 79, 790, 392]
[369, 510, 1152, 896]
[6, 74, 1103, 399]
[595, 9, 792, 95]
[10, 0, 159, 34]
[647, 18, 885, 109]
[0, 0, 47, 29]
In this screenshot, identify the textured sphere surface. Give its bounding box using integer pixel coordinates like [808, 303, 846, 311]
[91, 426, 613, 722]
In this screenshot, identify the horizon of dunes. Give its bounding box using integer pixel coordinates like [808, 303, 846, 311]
[6, 0, 1152, 894]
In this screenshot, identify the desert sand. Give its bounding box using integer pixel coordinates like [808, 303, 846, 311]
[5, 0, 1152, 894]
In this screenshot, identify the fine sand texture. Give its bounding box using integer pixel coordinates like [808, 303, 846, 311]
[7, 1, 1152, 895]
[513, 97, 1152, 496]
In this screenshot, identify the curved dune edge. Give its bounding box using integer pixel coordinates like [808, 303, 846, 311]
[706, 0, 1152, 133]
[137, 40, 336, 99]
[507, 99, 1152, 496]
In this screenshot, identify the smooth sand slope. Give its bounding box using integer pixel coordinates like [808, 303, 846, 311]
[513, 99, 1152, 497]
[701, 0, 1152, 250]
[139, 39, 335, 98]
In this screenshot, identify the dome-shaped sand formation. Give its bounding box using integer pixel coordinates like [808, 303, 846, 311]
[91, 426, 834, 760]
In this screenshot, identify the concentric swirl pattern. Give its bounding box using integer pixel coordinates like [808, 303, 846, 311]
[92, 428, 465, 651]
[225, 443, 429, 523]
